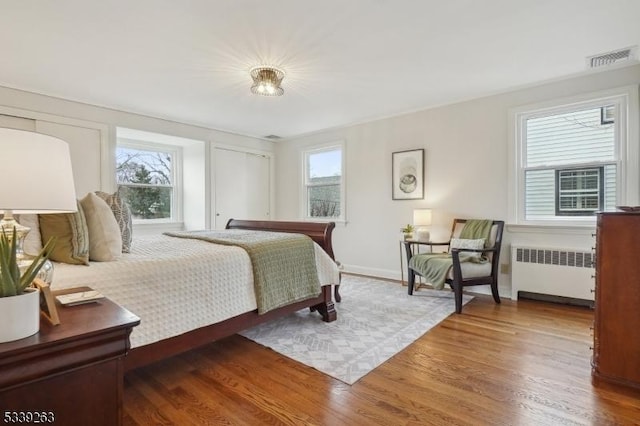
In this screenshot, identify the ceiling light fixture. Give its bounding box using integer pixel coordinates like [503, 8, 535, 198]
[250, 66, 285, 96]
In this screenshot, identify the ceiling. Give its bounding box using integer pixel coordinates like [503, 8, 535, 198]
[1, 1, 639, 140]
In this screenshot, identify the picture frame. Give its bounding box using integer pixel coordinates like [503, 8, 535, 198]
[33, 278, 60, 325]
[392, 149, 424, 200]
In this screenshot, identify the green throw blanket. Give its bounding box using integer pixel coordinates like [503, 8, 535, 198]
[408, 219, 493, 290]
[165, 230, 321, 314]
[459, 219, 493, 241]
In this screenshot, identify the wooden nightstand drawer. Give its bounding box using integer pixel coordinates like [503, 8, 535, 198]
[0, 288, 140, 426]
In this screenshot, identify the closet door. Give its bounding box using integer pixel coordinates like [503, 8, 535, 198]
[246, 152, 270, 222]
[213, 148, 270, 229]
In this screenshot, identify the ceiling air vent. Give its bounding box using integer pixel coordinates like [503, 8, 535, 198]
[587, 46, 637, 68]
[263, 134, 282, 140]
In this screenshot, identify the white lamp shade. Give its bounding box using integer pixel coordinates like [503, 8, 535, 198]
[413, 209, 432, 227]
[0, 128, 77, 213]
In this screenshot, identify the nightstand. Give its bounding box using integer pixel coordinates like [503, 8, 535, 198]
[0, 287, 140, 426]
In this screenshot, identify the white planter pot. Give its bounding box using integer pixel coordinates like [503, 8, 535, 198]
[0, 288, 40, 343]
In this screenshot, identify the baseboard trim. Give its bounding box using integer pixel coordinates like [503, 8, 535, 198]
[518, 291, 594, 308]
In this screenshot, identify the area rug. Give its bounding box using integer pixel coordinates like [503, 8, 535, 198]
[239, 275, 473, 384]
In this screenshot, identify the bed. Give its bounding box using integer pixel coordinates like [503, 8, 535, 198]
[51, 219, 339, 370]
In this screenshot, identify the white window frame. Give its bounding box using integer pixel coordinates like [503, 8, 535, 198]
[301, 142, 346, 223]
[508, 86, 639, 227]
[116, 138, 183, 225]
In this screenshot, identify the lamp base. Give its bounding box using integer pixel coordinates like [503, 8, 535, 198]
[0, 211, 29, 243]
[19, 253, 54, 285]
[2, 211, 55, 285]
[415, 228, 430, 242]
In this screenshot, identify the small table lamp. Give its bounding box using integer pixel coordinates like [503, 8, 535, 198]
[413, 208, 432, 241]
[0, 128, 78, 279]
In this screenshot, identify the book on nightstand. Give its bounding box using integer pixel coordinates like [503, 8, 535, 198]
[56, 290, 105, 306]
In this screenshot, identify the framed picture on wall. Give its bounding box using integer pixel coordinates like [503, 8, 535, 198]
[392, 149, 424, 200]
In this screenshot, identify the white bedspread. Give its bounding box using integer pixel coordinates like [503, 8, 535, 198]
[51, 234, 340, 348]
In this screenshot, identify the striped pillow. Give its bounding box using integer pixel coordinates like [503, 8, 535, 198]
[450, 238, 485, 260]
[95, 191, 133, 253]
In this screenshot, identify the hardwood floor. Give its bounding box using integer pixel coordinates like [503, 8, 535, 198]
[123, 294, 640, 425]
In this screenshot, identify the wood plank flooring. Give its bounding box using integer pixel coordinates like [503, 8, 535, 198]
[123, 293, 640, 425]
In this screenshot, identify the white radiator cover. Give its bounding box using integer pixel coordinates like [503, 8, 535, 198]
[511, 245, 595, 301]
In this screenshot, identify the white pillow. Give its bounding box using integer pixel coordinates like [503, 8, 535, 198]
[79, 192, 123, 261]
[450, 238, 485, 260]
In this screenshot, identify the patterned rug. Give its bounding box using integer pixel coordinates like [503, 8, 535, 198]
[240, 275, 473, 384]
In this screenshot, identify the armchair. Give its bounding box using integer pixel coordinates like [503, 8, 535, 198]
[404, 219, 505, 314]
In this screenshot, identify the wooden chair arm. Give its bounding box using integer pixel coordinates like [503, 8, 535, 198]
[403, 240, 450, 247]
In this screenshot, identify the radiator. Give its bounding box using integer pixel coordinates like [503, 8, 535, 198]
[511, 245, 595, 301]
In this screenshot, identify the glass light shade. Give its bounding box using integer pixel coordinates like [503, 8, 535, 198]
[250, 66, 285, 97]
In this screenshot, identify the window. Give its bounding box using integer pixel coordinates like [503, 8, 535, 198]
[116, 143, 179, 221]
[303, 145, 345, 221]
[511, 88, 637, 225]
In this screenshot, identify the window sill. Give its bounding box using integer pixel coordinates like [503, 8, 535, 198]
[133, 221, 184, 236]
[507, 223, 595, 235]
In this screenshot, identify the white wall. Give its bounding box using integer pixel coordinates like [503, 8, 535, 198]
[275, 64, 640, 297]
[0, 85, 274, 232]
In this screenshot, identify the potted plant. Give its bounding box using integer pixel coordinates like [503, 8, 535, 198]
[0, 228, 55, 343]
[401, 224, 414, 240]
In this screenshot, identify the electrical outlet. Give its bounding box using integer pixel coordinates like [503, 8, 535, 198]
[500, 263, 510, 274]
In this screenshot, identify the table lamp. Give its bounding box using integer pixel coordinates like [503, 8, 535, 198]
[413, 208, 432, 241]
[0, 128, 78, 282]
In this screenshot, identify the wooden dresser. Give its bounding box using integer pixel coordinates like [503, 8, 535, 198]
[0, 288, 140, 426]
[592, 212, 640, 390]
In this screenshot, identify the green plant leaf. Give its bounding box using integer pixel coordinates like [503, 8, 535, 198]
[0, 230, 17, 297]
[0, 229, 56, 297]
[9, 228, 20, 285]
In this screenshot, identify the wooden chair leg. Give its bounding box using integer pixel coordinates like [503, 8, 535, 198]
[334, 285, 341, 303]
[491, 281, 501, 304]
[408, 270, 416, 295]
[453, 283, 463, 314]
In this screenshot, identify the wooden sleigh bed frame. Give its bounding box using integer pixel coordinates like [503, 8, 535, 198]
[124, 219, 337, 371]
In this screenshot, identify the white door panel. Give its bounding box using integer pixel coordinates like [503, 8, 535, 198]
[246, 153, 270, 221]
